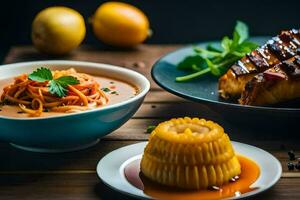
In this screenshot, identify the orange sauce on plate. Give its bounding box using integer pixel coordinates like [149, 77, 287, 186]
[124, 155, 260, 200]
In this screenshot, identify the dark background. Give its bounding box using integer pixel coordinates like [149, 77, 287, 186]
[1, 0, 299, 62]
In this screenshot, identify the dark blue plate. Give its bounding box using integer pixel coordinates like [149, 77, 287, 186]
[151, 37, 300, 124]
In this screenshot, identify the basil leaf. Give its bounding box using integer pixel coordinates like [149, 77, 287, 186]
[193, 46, 221, 58]
[204, 58, 221, 76]
[29, 67, 53, 82]
[236, 41, 259, 53]
[207, 43, 223, 53]
[175, 21, 258, 81]
[177, 55, 208, 71]
[221, 36, 232, 53]
[217, 66, 230, 75]
[233, 21, 249, 45]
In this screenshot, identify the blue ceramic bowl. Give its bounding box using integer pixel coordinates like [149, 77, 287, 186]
[0, 60, 150, 152]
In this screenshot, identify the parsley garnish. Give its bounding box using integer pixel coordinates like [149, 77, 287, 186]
[101, 87, 111, 92]
[111, 91, 119, 95]
[29, 67, 79, 97]
[29, 67, 53, 82]
[176, 21, 259, 81]
[146, 125, 156, 133]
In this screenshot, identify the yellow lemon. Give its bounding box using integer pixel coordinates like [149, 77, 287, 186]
[91, 2, 150, 47]
[32, 6, 86, 55]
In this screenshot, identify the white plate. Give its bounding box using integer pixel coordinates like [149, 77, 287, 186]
[97, 142, 282, 200]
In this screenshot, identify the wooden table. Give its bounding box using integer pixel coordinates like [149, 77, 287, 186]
[0, 45, 299, 200]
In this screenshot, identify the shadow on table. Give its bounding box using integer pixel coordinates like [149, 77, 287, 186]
[0, 140, 130, 171]
[94, 181, 136, 200]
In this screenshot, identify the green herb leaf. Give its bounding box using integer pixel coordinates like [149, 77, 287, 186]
[49, 80, 68, 98]
[111, 91, 118, 95]
[175, 21, 258, 82]
[177, 55, 208, 71]
[176, 68, 210, 82]
[193, 46, 221, 58]
[233, 21, 249, 45]
[28, 67, 80, 97]
[221, 36, 232, 54]
[101, 88, 111, 92]
[48, 76, 79, 98]
[204, 58, 221, 76]
[55, 76, 80, 87]
[29, 67, 53, 82]
[146, 125, 156, 133]
[206, 43, 223, 53]
[235, 41, 259, 53]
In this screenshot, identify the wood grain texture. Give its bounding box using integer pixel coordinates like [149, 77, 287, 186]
[1, 45, 299, 200]
[0, 174, 299, 200]
[0, 139, 298, 174]
[144, 91, 186, 102]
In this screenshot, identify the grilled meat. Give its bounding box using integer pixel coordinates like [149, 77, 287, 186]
[239, 56, 300, 105]
[219, 29, 300, 99]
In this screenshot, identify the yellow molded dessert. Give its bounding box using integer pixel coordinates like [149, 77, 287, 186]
[140, 117, 241, 190]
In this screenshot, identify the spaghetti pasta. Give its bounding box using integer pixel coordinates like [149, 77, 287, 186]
[0, 68, 108, 117]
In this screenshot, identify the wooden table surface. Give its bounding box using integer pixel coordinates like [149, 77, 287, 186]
[1, 45, 299, 200]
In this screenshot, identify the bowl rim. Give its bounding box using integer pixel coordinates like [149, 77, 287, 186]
[0, 60, 150, 121]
